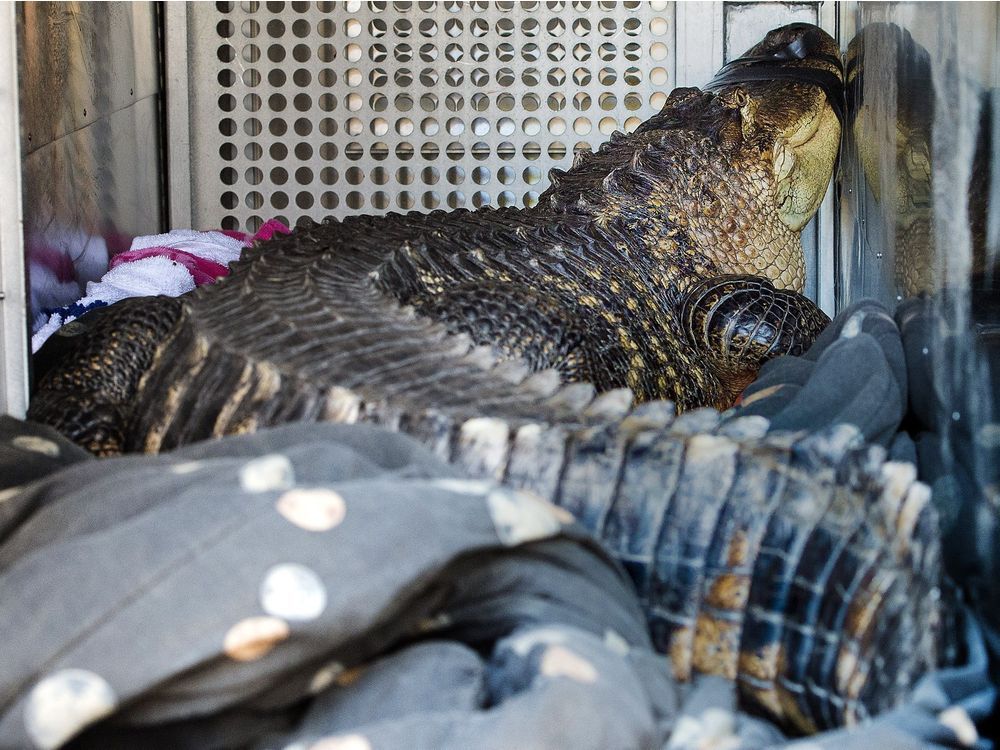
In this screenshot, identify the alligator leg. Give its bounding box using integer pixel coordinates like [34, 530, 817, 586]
[409, 280, 634, 392]
[679, 275, 831, 409]
[27, 297, 184, 456]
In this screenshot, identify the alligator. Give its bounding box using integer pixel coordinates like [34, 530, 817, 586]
[27, 24, 942, 734]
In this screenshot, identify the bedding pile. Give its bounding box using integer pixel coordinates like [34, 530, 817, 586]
[0, 416, 994, 749]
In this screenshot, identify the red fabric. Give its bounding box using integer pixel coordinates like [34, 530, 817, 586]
[109, 248, 231, 286]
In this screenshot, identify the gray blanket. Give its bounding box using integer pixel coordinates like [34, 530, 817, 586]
[0, 418, 993, 749]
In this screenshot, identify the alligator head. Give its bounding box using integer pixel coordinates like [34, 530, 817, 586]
[547, 22, 844, 296]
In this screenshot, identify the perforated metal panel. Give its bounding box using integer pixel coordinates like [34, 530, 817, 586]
[168, 0, 676, 231]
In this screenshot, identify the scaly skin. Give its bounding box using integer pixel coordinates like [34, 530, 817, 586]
[26, 25, 943, 734]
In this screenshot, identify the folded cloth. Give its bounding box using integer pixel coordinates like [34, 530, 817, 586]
[31, 221, 291, 353]
[731, 300, 908, 447]
[0, 422, 677, 750]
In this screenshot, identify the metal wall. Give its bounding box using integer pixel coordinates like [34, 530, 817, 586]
[17, 2, 164, 323]
[0, 3, 28, 417]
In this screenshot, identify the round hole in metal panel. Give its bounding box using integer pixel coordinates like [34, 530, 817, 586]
[471, 93, 489, 112]
[396, 117, 414, 136]
[392, 18, 413, 39]
[471, 142, 490, 160]
[421, 166, 439, 184]
[497, 190, 515, 207]
[497, 142, 515, 160]
[371, 166, 388, 185]
[347, 191, 365, 209]
[396, 143, 415, 160]
[245, 166, 263, 185]
[246, 191, 264, 209]
[447, 191, 465, 208]
[391, 43, 412, 63]
[241, 43, 260, 64]
[420, 118, 439, 136]
[425, 43, 442, 61]
[422, 191, 440, 209]
[420, 143, 439, 160]
[472, 191, 490, 208]
[295, 143, 312, 160]
[271, 166, 289, 184]
[398, 191, 415, 209]
[522, 142, 541, 160]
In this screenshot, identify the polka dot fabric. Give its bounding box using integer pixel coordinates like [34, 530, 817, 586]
[0, 422, 660, 748]
[196, 0, 673, 232]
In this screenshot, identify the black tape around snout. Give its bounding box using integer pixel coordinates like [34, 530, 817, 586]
[704, 51, 846, 126]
